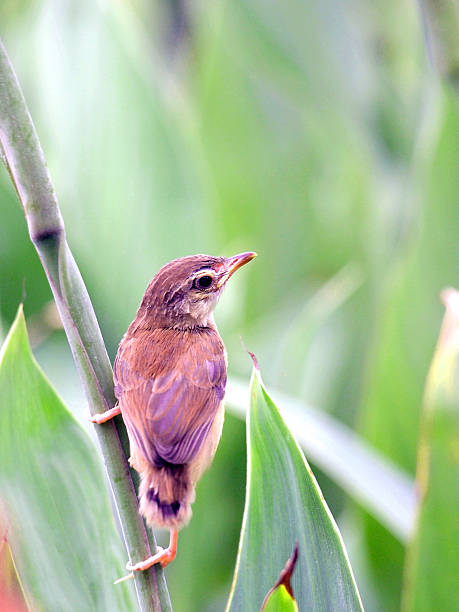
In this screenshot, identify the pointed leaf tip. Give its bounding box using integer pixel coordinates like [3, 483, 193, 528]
[440, 287, 459, 315]
[261, 543, 300, 610]
[248, 351, 260, 371]
[277, 542, 299, 597]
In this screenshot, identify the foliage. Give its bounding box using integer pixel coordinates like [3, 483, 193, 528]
[227, 362, 362, 611]
[1, 0, 458, 610]
[0, 306, 135, 611]
[402, 290, 459, 612]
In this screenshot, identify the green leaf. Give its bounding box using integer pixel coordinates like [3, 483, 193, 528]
[358, 89, 459, 609]
[0, 306, 135, 611]
[402, 289, 459, 612]
[226, 357, 363, 612]
[226, 378, 415, 542]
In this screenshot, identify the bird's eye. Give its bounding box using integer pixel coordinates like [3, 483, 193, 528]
[196, 275, 213, 289]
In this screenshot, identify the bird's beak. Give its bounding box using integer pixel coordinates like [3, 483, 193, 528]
[217, 252, 257, 288]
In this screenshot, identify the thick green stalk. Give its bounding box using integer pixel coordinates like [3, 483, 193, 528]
[0, 38, 171, 612]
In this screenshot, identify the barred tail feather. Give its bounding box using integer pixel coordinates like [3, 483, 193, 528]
[138, 462, 195, 530]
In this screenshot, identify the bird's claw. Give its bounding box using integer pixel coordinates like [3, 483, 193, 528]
[89, 406, 121, 425]
[115, 529, 178, 583]
[126, 547, 165, 572]
[89, 413, 106, 425]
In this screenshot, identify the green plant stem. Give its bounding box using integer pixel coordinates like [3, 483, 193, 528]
[0, 38, 171, 612]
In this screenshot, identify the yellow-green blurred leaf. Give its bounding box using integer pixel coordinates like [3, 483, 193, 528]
[402, 288, 459, 612]
[262, 585, 298, 612]
[0, 306, 135, 611]
[418, 0, 459, 83]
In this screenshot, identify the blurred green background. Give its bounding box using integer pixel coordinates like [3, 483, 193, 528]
[1, 0, 458, 610]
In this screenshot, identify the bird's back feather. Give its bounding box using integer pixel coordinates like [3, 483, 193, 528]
[114, 325, 227, 528]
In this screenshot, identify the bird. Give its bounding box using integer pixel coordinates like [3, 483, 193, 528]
[90, 251, 256, 576]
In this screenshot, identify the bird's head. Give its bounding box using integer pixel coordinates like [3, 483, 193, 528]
[138, 252, 257, 329]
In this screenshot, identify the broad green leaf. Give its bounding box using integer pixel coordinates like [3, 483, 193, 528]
[402, 289, 459, 612]
[226, 378, 415, 542]
[226, 359, 363, 611]
[0, 306, 135, 611]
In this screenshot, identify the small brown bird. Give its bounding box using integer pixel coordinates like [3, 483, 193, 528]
[91, 252, 256, 575]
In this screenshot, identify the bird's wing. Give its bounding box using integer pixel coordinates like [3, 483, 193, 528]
[114, 327, 227, 466]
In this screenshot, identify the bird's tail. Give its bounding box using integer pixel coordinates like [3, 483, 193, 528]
[138, 461, 195, 530]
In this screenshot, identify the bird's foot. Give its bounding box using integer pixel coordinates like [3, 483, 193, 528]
[89, 405, 121, 424]
[114, 530, 178, 584]
[126, 544, 176, 572]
